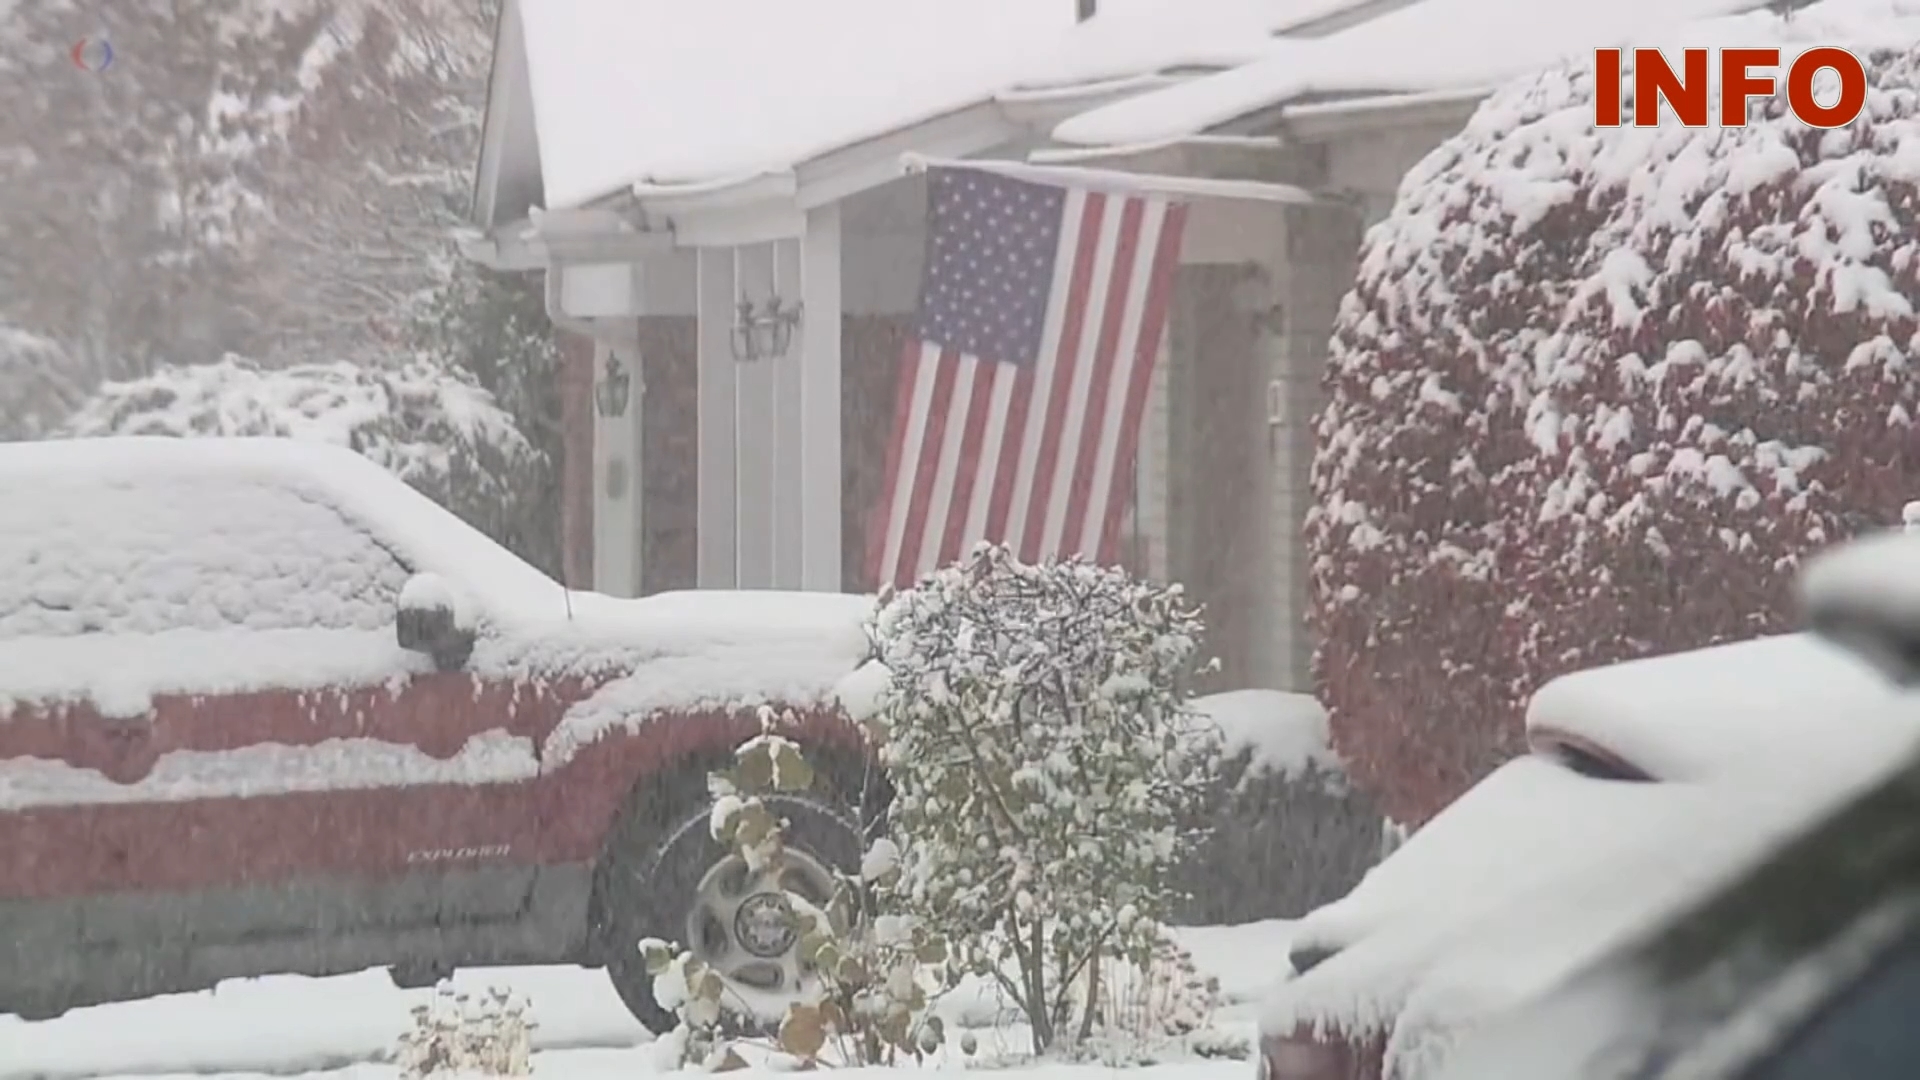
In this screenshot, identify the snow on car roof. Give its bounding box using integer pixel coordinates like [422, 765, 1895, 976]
[1358, 769, 1878, 1078]
[0, 437, 875, 719]
[1525, 633, 1907, 782]
[1315, 634, 1914, 969]
[1261, 745, 1912, 1072]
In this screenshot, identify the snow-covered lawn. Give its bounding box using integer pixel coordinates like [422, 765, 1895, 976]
[0, 922, 1292, 1080]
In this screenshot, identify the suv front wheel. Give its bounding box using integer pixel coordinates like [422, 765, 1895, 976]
[591, 772, 872, 1032]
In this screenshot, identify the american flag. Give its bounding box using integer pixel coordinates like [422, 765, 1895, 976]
[866, 165, 1189, 589]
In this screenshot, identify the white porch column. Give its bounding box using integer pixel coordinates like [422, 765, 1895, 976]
[799, 206, 843, 591]
[695, 249, 738, 587]
[733, 244, 778, 588]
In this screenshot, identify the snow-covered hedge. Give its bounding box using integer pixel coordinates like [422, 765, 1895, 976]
[52, 355, 547, 571]
[1175, 692, 1379, 924]
[1308, 15, 1920, 822]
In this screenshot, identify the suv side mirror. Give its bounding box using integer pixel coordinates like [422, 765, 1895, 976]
[396, 572, 477, 671]
[1803, 532, 1920, 686]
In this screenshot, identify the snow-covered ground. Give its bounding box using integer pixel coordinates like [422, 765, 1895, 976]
[0, 921, 1293, 1080]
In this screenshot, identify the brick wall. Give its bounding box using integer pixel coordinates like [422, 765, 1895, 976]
[636, 316, 698, 593]
[841, 315, 915, 591]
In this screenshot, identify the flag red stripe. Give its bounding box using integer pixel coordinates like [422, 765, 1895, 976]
[938, 358, 999, 566]
[892, 348, 961, 587]
[1019, 193, 1107, 562]
[982, 367, 1035, 547]
[866, 339, 927, 589]
[1098, 203, 1188, 564]
[1061, 197, 1145, 558]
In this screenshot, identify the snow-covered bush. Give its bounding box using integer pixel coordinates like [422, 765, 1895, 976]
[858, 545, 1220, 1053]
[52, 354, 550, 571]
[409, 261, 563, 577]
[395, 982, 533, 1078]
[1308, 17, 1920, 824]
[1173, 692, 1379, 925]
[642, 708, 951, 1070]
[1077, 936, 1236, 1066]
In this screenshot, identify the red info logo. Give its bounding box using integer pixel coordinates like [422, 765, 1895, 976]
[1593, 47, 1868, 128]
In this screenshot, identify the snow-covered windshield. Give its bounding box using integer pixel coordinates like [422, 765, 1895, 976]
[0, 474, 409, 636]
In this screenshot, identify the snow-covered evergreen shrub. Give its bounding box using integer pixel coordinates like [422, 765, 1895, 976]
[410, 261, 563, 577]
[52, 354, 549, 572]
[858, 544, 1220, 1053]
[395, 983, 533, 1078]
[1174, 759, 1378, 925]
[1171, 692, 1380, 924]
[1307, 13, 1920, 823]
[642, 708, 951, 1071]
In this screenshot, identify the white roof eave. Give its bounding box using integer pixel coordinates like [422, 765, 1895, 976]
[1273, 85, 1491, 138]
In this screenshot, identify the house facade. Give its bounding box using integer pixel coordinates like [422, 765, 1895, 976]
[462, 0, 1703, 693]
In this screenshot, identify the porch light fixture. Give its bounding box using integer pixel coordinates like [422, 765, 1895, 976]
[729, 296, 802, 363]
[595, 353, 632, 418]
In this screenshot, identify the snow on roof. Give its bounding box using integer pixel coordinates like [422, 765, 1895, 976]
[516, 0, 1363, 208]
[1051, 0, 1875, 147]
[1008, 0, 1361, 92]
[1192, 688, 1342, 779]
[0, 437, 873, 717]
[520, 0, 1065, 207]
[1526, 634, 1908, 783]
[1261, 744, 1912, 1068]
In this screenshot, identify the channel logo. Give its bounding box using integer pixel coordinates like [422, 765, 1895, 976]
[70, 37, 114, 72]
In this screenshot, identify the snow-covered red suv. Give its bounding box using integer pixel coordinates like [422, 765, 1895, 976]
[0, 437, 878, 1030]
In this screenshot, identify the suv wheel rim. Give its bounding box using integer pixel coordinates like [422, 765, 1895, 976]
[685, 848, 838, 1015]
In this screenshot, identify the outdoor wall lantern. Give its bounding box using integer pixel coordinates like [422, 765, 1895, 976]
[730, 296, 802, 363]
[595, 353, 632, 418]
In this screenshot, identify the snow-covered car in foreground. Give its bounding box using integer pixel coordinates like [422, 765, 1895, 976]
[1434, 532, 1920, 1079]
[0, 437, 876, 1029]
[1255, 625, 1917, 1080]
